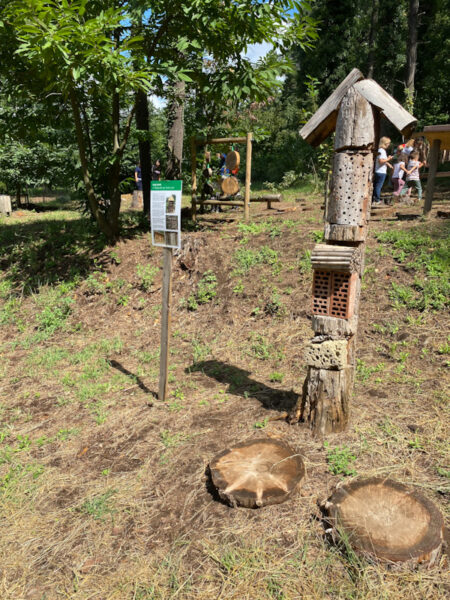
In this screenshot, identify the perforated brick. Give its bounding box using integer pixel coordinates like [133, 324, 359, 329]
[312, 271, 355, 319]
[312, 270, 332, 315]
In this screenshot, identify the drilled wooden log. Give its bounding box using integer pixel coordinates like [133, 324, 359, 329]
[323, 478, 444, 566]
[325, 151, 373, 227]
[209, 439, 305, 508]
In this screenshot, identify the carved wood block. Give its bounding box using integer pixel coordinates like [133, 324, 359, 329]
[304, 339, 348, 370]
[334, 87, 374, 150]
[311, 315, 358, 336]
[324, 223, 367, 242]
[325, 151, 373, 227]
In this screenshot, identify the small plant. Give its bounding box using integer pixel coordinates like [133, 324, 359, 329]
[250, 334, 272, 360]
[269, 372, 284, 383]
[160, 429, 187, 448]
[356, 359, 385, 382]
[408, 435, 424, 451]
[192, 338, 211, 363]
[233, 280, 244, 295]
[325, 442, 357, 477]
[187, 270, 217, 310]
[264, 289, 284, 316]
[79, 489, 117, 520]
[253, 417, 269, 429]
[57, 428, 79, 441]
[110, 250, 121, 265]
[117, 294, 130, 306]
[311, 230, 324, 243]
[136, 264, 158, 292]
[438, 338, 450, 355]
[298, 250, 312, 273]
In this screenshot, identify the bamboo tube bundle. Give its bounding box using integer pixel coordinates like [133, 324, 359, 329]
[311, 244, 360, 272]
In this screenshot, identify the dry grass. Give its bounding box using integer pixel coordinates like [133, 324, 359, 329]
[0, 193, 449, 599]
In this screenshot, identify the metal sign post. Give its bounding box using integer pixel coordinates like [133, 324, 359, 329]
[150, 180, 182, 401]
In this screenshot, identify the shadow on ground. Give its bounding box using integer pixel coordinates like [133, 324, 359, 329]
[0, 208, 149, 295]
[109, 359, 156, 398]
[186, 359, 298, 413]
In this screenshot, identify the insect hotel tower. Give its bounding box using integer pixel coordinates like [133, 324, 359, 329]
[290, 69, 416, 436]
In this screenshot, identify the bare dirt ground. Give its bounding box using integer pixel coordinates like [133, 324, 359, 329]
[0, 191, 449, 599]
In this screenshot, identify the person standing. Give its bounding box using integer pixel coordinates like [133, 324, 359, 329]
[400, 151, 423, 202]
[134, 162, 142, 191]
[391, 152, 407, 200]
[152, 159, 162, 181]
[373, 137, 393, 204]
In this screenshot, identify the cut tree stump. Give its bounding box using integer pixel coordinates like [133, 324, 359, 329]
[221, 176, 240, 196]
[323, 478, 444, 566]
[209, 438, 305, 508]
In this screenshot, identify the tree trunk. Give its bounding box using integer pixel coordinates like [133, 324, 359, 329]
[406, 0, 419, 100]
[69, 85, 114, 240]
[367, 0, 379, 78]
[16, 183, 21, 208]
[135, 89, 151, 214]
[166, 79, 186, 180]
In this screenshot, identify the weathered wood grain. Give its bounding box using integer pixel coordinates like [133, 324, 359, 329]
[299, 69, 364, 146]
[354, 79, 417, 135]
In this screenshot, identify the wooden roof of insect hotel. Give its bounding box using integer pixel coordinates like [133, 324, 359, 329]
[299, 68, 417, 146]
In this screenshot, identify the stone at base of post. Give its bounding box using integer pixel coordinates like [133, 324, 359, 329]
[290, 366, 351, 436]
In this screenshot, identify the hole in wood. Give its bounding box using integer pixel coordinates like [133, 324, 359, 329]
[209, 439, 305, 508]
[324, 478, 444, 565]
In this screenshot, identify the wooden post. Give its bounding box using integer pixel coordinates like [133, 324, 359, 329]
[244, 132, 252, 221]
[291, 87, 375, 436]
[423, 138, 441, 215]
[191, 138, 197, 221]
[158, 247, 173, 402]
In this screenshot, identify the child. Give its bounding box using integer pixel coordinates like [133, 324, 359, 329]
[391, 153, 407, 199]
[373, 136, 393, 204]
[400, 151, 423, 202]
[403, 139, 415, 157]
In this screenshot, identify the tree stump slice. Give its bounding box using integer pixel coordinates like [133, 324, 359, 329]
[209, 439, 305, 508]
[221, 176, 240, 196]
[225, 150, 240, 171]
[324, 478, 444, 566]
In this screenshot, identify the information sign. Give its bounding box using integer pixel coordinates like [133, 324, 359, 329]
[150, 180, 182, 249]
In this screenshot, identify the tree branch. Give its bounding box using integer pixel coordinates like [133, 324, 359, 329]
[117, 103, 137, 156]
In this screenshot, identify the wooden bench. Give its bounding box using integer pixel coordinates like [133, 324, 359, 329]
[250, 194, 282, 209]
[421, 171, 450, 179]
